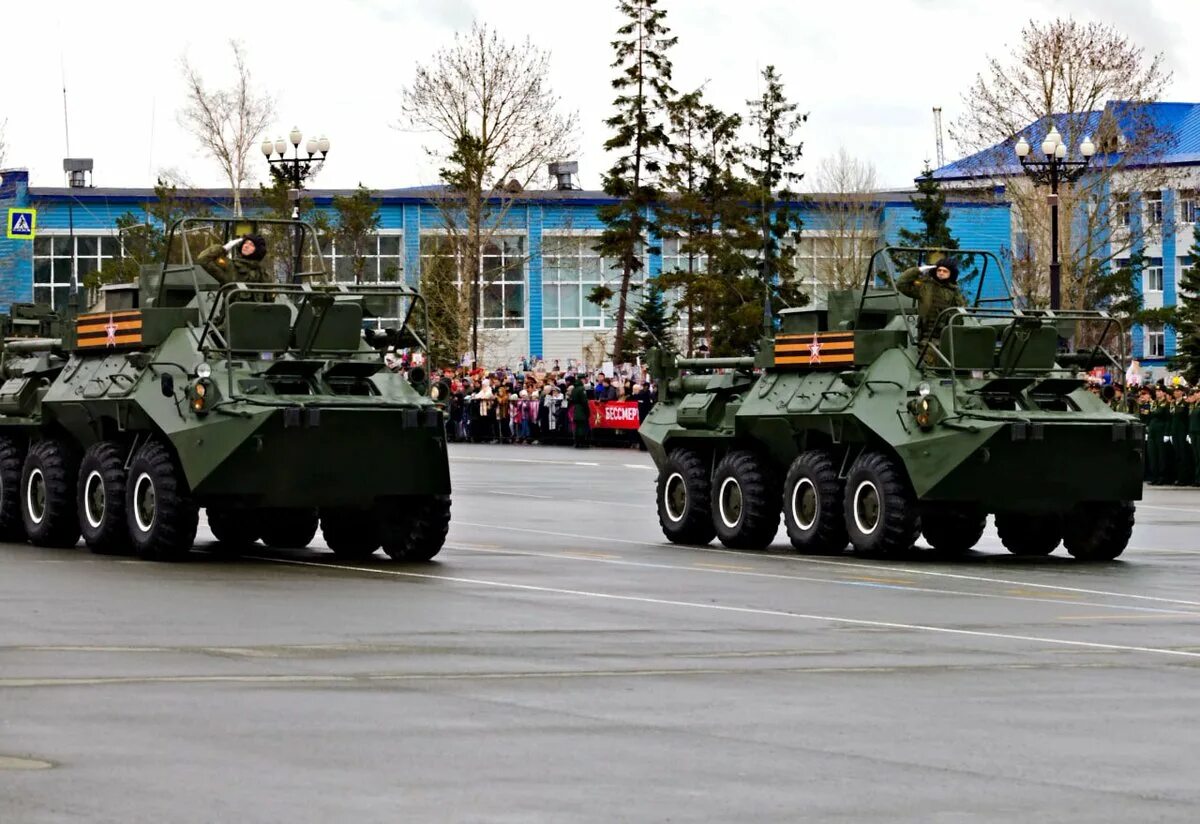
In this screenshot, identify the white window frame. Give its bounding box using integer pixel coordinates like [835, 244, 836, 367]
[419, 231, 528, 330]
[1145, 263, 1164, 293]
[541, 233, 636, 330]
[33, 231, 120, 310]
[1147, 324, 1165, 358]
[1146, 192, 1163, 226]
[1181, 193, 1200, 225]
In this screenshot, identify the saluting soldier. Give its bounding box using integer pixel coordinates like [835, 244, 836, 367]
[197, 234, 271, 285]
[897, 258, 967, 362]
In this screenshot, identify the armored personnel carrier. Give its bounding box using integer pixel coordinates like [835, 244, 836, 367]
[640, 247, 1141, 561]
[0, 217, 450, 561]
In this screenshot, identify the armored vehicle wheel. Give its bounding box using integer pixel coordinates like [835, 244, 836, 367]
[126, 441, 199, 562]
[77, 441, 131, 555]
[380, 495, 451, 562]
[656, 448, 716, 545]
[919, 505, 986, 556]
[782, 450, 848, 555]
[843, 451, 919, 556]
[0, 436, 27, 541]
[321, 509, 381, 560]
[1063, 502, 1134, 562]
[995, 511, 1061, 556]
[259, 508, 319, 549]
[22, 439, 81, 548]
[206, 507, 260, 552]
[711, 450, 780, 550]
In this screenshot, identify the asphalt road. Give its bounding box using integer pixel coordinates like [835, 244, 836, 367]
[3, 443, 1200, 822]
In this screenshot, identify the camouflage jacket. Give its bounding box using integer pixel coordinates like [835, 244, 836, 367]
[896, 267, 967, 338]
[196, 243, 271, 286]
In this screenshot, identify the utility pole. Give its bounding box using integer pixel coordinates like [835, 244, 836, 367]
[932, 107, 945, 169]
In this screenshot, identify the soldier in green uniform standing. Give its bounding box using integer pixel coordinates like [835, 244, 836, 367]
[1171, 385, 1193, 485]
[568, 376, 591, 449]
[897, 259, 967, 362]
[1189, 388, 1200, 486]
[1147, 385, 1173, 485]
[1136, 387, 1153, 480]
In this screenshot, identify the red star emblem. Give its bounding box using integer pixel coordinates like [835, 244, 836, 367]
[105, 314, 118, 347]
[808, 333, 822, 364]
[594, 407, 604, 426]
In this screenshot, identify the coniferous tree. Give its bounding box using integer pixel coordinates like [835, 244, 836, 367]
[629, 279, 677, 359]
[596, 0, 676, 363]
[331, 185, 382, 284]
[745, 65, 807, 335]
[1171, 225, 1200, 382]
[897, 164, 959, 265]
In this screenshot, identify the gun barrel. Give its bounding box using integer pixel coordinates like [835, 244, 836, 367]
[675, 357, 756, 370]
[3, 337, 62, 353]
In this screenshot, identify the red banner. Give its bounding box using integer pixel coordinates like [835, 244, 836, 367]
[588, 400, 641, 430]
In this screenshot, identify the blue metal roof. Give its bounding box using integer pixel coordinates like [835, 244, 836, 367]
[932, 101, 1200, 181]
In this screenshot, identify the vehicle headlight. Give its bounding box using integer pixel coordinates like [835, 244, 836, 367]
[190, 379, 214, 414]
[908, 394, 942, 431]
[917, 381, 932, 397]
[195, 362, 212, 379]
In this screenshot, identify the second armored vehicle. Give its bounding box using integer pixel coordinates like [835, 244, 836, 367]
[640, 247, 1141, 561]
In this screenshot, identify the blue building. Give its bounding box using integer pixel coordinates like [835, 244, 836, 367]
[0, 167, 1012, 365]
[931, 100, 1200, 373]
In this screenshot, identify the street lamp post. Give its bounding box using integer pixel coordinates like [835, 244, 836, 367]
[261, 128, 330, 278]
[261, 127, 330, 218]
[1014, 127, 1096, 310]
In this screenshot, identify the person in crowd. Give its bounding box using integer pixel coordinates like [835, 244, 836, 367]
[569, 375, 591, 449]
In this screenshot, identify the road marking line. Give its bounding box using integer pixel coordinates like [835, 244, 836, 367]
[624, 464, 655, 470]
[443, 545, 1200, 617]
[1058, 613, 1200, 621]
[454, 521, 1200, 609]
[560, 551, 622, 560]
[693, 562, 757, 572]
[246, 555, 1200, 662]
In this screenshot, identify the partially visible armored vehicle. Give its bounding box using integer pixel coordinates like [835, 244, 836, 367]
[640, 247, 1141, 561]
[0, 217, 450, 561]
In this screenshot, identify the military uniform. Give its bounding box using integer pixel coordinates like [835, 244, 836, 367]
[1172, 396, 1193, 485]
[1147, 396, 1172, 484]
[1189, 399, 1200, 486]
[896, 266, 967, 362]
[569, 380, 591, 449]
[1137, 395, 1153, 480]
[196, 241, 272, 286]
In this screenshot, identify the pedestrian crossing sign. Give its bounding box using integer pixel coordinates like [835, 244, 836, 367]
[7, 209, 36, 240]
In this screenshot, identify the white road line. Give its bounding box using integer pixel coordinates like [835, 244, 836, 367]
[454, 455, 642, 469]
[453, 521, 1200, 609]
[247, 556, 1200, 662]
[461, 489, 654, 509]
[444, 544, 1200, 617]
[1136, 503, 1200, 515]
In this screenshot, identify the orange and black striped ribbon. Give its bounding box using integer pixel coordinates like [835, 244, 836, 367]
[774, 332, 855, 368]
[76, 310, 143, 349]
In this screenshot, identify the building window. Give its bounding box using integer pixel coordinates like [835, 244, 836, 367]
[321, 233, 403, 283]
[795, 235, 874, 299]
[1146, 324, 1165, 358]
[542, 235, 632, 329]
[420, 234, 526, 330]
[1146, 191, 1163, 226]
[1114, 195, 1131, 228]
[1181, 191, 1200, 225]
[657, 237, 704, 326]
[1145, 262, 1164, 293]
[33, 234, 120, 309]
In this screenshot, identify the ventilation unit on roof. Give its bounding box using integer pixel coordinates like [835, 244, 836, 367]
[63, 158, 93, 188]
[548, 161, 579, 191]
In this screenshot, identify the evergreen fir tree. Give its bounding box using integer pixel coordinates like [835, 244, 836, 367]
[595, 0, 676, 363]
[896, 164, 960, 272]
[331, 185, 382, 284]
[630, 279, 677, 358]
[1171, 224, 1200, 382]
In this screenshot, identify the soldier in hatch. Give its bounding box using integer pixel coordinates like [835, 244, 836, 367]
[896, 258, 967, 363]
[196, 234, 272, 285]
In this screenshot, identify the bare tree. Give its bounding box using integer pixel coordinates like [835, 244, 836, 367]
[951, 18, 1174, 309]
[0, 118, 8, 168]
[401, 22, 578, 365]
[178, 40, 274, 217]
[808, 148, 882, 293]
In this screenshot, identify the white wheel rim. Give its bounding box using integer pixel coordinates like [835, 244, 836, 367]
[853, 480, 881, 536]
[26, 468, 46, 525]
[791, 478, 818, 532]
[133, 472, 156, 533]
[663, 472, 687, 522]
[83, 470, 106, 529]
[718, 477, 743, 529]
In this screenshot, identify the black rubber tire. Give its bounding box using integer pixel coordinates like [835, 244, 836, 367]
[1063, 501, 1135, 562]
[22, 439, 81, 548]
[259, 508, 319, 549]
[919, 505, 986, 556]
[321, 509, 382, 560]
[206, 507, 261, 552]
[77, 441, 131, 555]
[126, 441, 198, 562]
[0, 435, 27, 541]
[782, 450, 848, 555]
[843, 451, 919, 556]
[710, 450, 781, 550]
[656, 448, 716, 545]
[380, 495, 451, 562]
[996, 511, 1061, 556]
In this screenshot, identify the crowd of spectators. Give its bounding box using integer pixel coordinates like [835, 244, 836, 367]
[386, 354, 657, 447]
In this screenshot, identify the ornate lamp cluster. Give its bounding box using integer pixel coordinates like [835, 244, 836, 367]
[1014, 126, 1097, 310]
[262, 127, 330, 196]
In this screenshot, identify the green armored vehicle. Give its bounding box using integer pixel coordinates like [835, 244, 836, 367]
[641, 247, 1142, 561]
[0, 217, 450, 562]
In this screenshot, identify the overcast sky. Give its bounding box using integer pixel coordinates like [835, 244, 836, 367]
[3, 0, 1197, 193]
